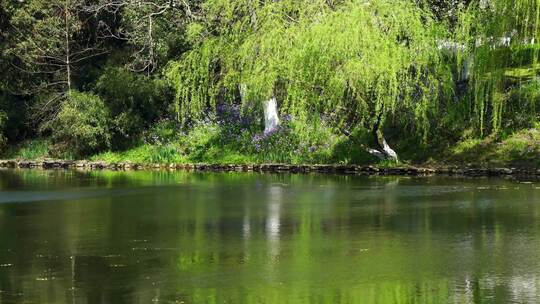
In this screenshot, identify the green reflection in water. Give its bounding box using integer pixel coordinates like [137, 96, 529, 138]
[0, 169, 539, 303]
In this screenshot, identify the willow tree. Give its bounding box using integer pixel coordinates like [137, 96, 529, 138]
[456, 0, 540, 135]
[167, 0, 452, 160]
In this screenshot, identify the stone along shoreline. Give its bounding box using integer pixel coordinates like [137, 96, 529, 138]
[1, 159, 539, 177]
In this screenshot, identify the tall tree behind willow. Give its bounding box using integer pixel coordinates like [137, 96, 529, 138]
[456, 0, 540, 136]
[5, 0, 106, 123]
[167, 0, 453, 160]
[89, 0, 199, 74]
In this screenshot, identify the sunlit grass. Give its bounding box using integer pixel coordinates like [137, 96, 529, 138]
[450, 125, 540, 167]
[1, 138, 52, 160]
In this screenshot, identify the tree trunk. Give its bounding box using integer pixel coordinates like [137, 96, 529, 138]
[64, 2, 72, 94]
[339, 110, 398, 162]
[263, 97, 280, 134]
[376, 130, 398, 161]
[239, 84, 280, 134]
[362, 109, 398, 161]
[365, 130, 398, 162]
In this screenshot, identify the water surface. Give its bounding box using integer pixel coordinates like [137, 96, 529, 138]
[0, 169, 539, 303]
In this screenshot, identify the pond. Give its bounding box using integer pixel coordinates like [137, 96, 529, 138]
[0, 169, 539, 303]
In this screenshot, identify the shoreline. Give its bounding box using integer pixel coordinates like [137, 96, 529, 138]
[1, 159, 539, 177]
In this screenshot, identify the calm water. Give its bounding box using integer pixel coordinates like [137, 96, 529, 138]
[0, 170, 539, 303]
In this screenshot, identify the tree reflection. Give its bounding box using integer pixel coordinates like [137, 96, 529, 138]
[0, 171, 539, 303]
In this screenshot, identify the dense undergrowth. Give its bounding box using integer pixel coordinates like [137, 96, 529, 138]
[4, 116, 540, 167]
[4, 105, 379, 165]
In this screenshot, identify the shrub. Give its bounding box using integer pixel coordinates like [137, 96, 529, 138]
[504, 82, 540, 131]
[96, 67, 174, 149]
[496, 127, 540, 166]
[49, 92, 111, 158]
[144, 119, 181, 145]
[110, 111, 144, 150]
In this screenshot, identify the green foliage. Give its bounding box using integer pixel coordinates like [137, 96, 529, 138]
[115, 0, 190, 72]
[96, 67, 172, 121]
[6, 0, 101, 95]
[449, 123, 540, 166]
[1, 138, 51, 160]
[451, 137, 486, 160]
[504, 81, 540, 130]
[49, 92, 111, 158]
[92, 144, 187, 164]
[143, 119, 181, 145]
[2, 0, 540, 167]
[455, 0, 540, 135]
[496, 125, 540, 166]
[92, 115, 376, 165]
[167, 0, 452, 139]
[96, 67, 174, 149]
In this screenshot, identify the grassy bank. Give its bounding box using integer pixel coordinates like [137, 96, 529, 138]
[3, 122, 540, 168]
[448, 125, 540, 168]
[82, 116, 379, 165]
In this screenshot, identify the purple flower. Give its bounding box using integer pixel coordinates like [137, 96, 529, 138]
[252, 134, 263, 142]
[283, 114, 292, 122]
